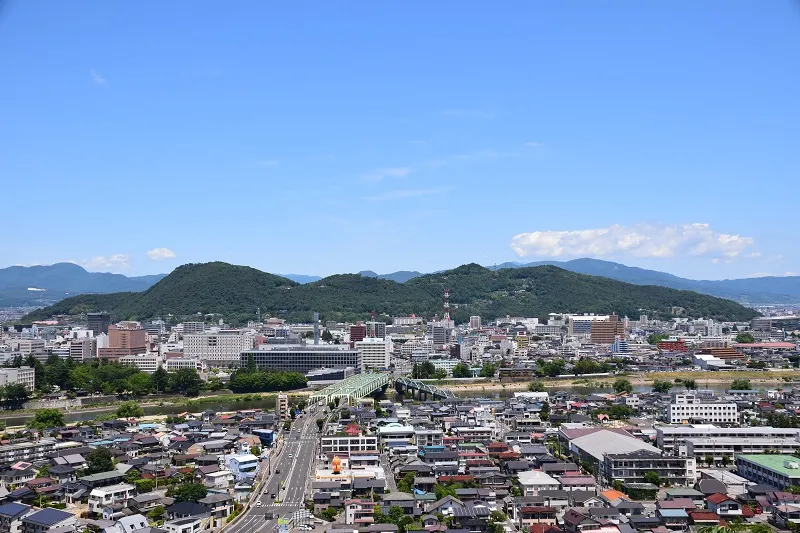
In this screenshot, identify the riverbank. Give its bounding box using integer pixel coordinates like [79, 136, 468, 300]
[438, 370, 800, 393]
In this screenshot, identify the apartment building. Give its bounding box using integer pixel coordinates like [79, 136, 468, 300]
[401, 338, 433, 357]
[656, 426, 800, 456]
[321, 435, 379, 455]
[686, 437, 800, 461]
[184, 331, 254, 368]
[354, 337, 391, 370]
[0, 440, 56, 466]
[603, 450, 696, 485]
[665, 394, 738, 425]
[393, 316, 423, 326]
[276, 394, 289, 421]
[0, 367, 35, 392]
[88, 483, 136, 513]
[469, 316, 481, 329]
[12, 340, 45, 356]
[182, 322, 205, 335]
[241, 345, 362, 374]
[415, 430, 444, 448]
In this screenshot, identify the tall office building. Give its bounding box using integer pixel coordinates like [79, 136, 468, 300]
[98, 325, 147, 359]
[276, 393, 289, 420]
[87, 313, 110, 336]
[355, 337, 391, 370]
[589, 314, 626, 344]
[469, 316, 481, 329]
[69, 337, 97, 362]
[426, 322, 451, 346]
[365, 321, 386, 339]
[349, 324, 367, 345]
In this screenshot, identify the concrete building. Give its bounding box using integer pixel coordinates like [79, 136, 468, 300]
[241, 345, 362, 374]
[321, 435, 378, 455]
[736, 454, 800, 490]
[119, 354, 161, 373]
[0, 367, 35, 392]
[665, 394, 738, 425]
[426, 323, 451, 346]
[99, 325, 147, 359]
[164, 357, 203, 372]
[355, 337, 391, 371]
[469, 316, 481, 329]
[0, 439, 56, 465]
[87, 312, 110, 336]
[184, 331, 254, 368]
[365, 321, 387, 339]
[393, 316, 423, 326]
[182, 322, 205, 335]
[603, 450, 696, 485]
[686, 437, 800, 462]
[349, 324, 367, 345]
[589, 314, 626, 344]
[276, 393, 289, 421]
[568, 315, 610, 336]
[69, 337, 97, 362]
[13, 340, 44, 356]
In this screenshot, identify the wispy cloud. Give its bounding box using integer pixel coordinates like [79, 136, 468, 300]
[75, 254, 130, 271]
[363, 187, 451, 202]
[90, 69, 107, 85]
[524, 141, 541, 148]
[427, 148, 521, 168]
[442, 108, 495, 120]
[511, 222, 757, 261]
[362, 167, 412, 182]
[255, 159, 279, 167]
[146, 248, 176, 261]
[747, 271, 798, 278]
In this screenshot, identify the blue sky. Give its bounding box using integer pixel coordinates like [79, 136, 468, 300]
[1, 1, 798, 280]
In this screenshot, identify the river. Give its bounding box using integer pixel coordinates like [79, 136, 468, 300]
[1, 382, 746, 427]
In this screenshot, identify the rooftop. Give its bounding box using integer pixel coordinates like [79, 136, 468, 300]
[737, 454, 800, 477]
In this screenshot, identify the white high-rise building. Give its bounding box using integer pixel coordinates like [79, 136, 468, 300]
[184, 331, 254, 367]
[355, 337, 391, 371]
[0, 367, 35, 392]
[665, 393, 738, 425]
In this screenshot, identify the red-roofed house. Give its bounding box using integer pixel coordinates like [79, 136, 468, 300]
[707, 494, 742, 518]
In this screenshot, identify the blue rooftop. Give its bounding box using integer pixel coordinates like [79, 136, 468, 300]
[0, 503, 30, 518]
[658, 509, 689, 518]
[23, 507, 73, 526]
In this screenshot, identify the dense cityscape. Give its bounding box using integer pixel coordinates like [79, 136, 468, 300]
[0, 280, 799, 533]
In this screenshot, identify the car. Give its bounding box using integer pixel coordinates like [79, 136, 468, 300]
[257, 501, 262, 507]
[289, 453, 293, 457]
[275, 469, 280, 474]
[271, 493, 276, 498]
[299, 525, 313, 531]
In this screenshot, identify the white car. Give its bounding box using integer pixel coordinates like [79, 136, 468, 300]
[256, 501, 262, 507]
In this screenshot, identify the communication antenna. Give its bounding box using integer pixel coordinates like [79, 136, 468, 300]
[443, 289, 451, 322]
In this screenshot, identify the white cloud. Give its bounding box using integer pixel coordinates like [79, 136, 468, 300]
[146, 248, 176, 261]
[90, 69, 107, 85]
[363, 187, 451, 202]
[510, 223, 756, 261]
[747, 271, 798, 278]
[362, 167, 412, 182]
[524, 141, 541, 148]
[78, 254, 130, 271]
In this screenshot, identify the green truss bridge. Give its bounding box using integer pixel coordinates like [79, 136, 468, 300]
[394, 376, 456, 400]
[309, 372, 392, 405]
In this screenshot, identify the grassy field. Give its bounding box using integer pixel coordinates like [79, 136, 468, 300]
[642, 370, 800, 383]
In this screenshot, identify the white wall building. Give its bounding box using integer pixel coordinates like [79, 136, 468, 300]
[119, 354, 161, 374]
[0, 367, 35, 392]
[165, 357, 203, 372]
[88, 483, 136, 513]
[666, 394, 738, 425]
[184, 331, 254, 367]
[355, 337, 391, 370]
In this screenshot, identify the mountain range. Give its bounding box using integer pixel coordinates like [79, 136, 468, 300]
[20, 261, 758, 324]
[283, 259, 800, 305]
[3, 259, 798, 309]
[0, 263, 166, 307]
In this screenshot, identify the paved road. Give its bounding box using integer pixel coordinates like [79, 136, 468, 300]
[227, 404, 323, 533]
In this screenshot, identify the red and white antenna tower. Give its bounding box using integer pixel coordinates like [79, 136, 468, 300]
[443, 289, 451, 322]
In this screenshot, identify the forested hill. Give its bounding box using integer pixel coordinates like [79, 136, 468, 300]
[21, 261, 759, 325]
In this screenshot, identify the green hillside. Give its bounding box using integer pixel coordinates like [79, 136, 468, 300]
[21, 261, 758, 325]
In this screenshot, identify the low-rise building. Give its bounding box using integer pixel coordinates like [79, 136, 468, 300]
[20, 508, 76, 533]
[665, 394, 738, 425]
[88, 483, 136, 514]
[736, 454, 800, 490]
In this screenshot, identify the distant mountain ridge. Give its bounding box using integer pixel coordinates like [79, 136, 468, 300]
[0, 263, 166, 307]
[284, 259, 800, 305]
[21, 261, 758, 325]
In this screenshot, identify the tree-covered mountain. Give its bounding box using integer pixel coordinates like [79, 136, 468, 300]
[0, 263, 166, 307]
[493, 258, 800, 304]
[21, 261, 758, 325]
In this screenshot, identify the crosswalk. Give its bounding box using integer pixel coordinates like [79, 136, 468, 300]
[262, 501, 304, 508]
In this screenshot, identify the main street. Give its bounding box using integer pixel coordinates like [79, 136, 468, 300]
[226, 403, 324, 533]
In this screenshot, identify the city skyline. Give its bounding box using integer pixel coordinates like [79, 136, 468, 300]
[1, 2, 798, 279]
